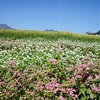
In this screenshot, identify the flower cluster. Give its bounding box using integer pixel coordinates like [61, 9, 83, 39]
[0, 39, 100, 100]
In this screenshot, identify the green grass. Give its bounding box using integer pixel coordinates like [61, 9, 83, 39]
[0, 29, 100, 42]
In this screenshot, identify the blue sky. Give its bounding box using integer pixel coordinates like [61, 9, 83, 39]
[0, 0, 99, 33]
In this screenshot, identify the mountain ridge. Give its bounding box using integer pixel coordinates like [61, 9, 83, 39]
[0, 24, 14, 29]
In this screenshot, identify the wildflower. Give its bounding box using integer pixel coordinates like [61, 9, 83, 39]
[95, 74, 99, 80]
[30, 91, 34, 96]
[40, 97, 44, 100]
[67, 88, 76, 93]
[49, 59, 57, 65]
[13, 70, 20, 77]
[56, 49, 62, 53]
[13, 71, 17, 76]
[45, 82, 60, 91]
[89, 62, 95, 66]
[0, 81, 5, 86]
[75, 75, 82, 79]
[90, 94, 93, 99]
[60, 88, 66, 93]
[45, 83, 54, 91]
[74, 70, 77, 76]
[78, 68, 83, 72]
[69, 91, 74, 96]
[81, 64, 88, 69]
[87, 76, 93, 80]
[32, 72, 37, 76]
[51, 77, 57, 82]
[54, 88, 59, 93]
[35, 85, 44, 91]
[10, 84, 15, 88]
[70, 78, 76, 83]
[66, 88, 77, 99]
[23, 70, 28, 73]
[85, 67, 90, 70]
[42, 64, 46, 67]
[60, 96, 65, 100]
[92, 86, 100, 93]
[9, 60, 16, 66]
[86, 54, 91, 58]
[54, 83, 60, 87]
[66, 67, 73, 71]
[14, 79, 19, 84]
[23, 97, 27, 100]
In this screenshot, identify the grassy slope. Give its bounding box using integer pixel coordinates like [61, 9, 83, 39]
[0, 29, 100, 42]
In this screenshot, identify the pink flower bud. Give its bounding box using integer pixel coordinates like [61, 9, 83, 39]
[60, 96, 65, 100]
[9, 60, 16, 66]
[49, 59, 57, 65]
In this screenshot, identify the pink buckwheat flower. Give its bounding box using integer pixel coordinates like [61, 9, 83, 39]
[32, 72, 37, 76]
[85, 67, 91, 70]
[66, 67, 73, 71]
[30, 91, 34, 96]
[70, 78, 76, 83]
[14, 79, 19, 84]
[81, 64, 88, 69]
[95, 74, 99, 80]
[54, 88, 59, 93]
[13, 71, 17, 76]
[60, 96, 65, 100]
[87, 76, 93, 80]
[75, 75, 82, 79]
[45, 83, 54, 91]
[45, 82, 60, 91]
[23, 70, 28, 73]
[13, 70, 20, 77]
[49, 59, 57, 65]
[56, 49, 62, 53]
[92, 86, 100, 93]
[10, 84, 15, 88]
[54, 88, 66, 94]
[89, 62, 95, 66]
[66, 88, 77, 99]
[74, 70, 77, 76]
[78, 68, 83, 72]
[54, 83, 60, 87]
[60, 88, 66, 93]
[9, 60, 16, 66]
[0, 81, 5, 86]
[90, 94, 93, 99]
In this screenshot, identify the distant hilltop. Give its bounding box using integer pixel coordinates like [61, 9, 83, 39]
[44, 29, 58, 32]
[86, 30, 100, 35]
[0, 24, 14, 29]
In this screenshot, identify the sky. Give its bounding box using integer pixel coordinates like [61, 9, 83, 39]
[0, 0, 100, 33]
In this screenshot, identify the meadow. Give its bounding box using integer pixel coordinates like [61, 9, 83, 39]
[0, 30, 100, 100]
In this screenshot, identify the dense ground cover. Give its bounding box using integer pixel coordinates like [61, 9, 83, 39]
[0, 30, 100, 42]
[0, 30, 100, 100]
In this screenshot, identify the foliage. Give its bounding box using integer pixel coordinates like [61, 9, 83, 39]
[0, 30, 100, 100]
[0, 29, 100, 42]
